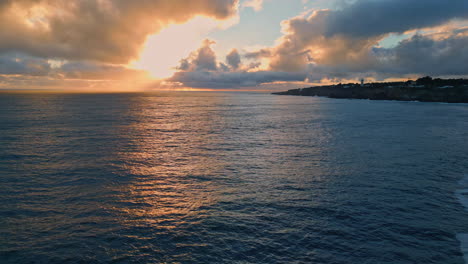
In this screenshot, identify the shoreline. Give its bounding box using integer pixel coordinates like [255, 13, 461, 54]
[273, 77, 468, 103]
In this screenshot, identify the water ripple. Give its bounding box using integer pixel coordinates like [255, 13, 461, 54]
[1, 92, 467, 263]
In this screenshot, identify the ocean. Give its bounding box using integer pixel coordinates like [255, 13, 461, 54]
[1, 92, 467, 263]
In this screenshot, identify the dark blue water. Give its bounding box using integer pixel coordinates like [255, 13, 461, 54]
[1, 92, 468, 263]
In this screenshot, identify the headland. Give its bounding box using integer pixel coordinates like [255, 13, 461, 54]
[273, 77, 468, 103]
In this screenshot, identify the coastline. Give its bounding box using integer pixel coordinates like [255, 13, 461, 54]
[273, 78, 468, 103]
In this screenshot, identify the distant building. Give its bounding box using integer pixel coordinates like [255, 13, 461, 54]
[360, 79, 364, 86]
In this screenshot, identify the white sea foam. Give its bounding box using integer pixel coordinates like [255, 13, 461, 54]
[456, 174, 468, 263]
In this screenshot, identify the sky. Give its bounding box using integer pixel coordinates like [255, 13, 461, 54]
[0, 0, 467, 91]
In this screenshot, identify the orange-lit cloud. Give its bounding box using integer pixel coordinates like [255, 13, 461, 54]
[0, 0, 239, 90]
[242, 0, 468, 83]
[0, 0, 238, 64]
[160, 0, 468, 90]
[2, 0, 468, 91]
[132, 15, 240, 79]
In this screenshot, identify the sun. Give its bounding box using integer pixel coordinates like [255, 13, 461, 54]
[132, 16, 237, 79]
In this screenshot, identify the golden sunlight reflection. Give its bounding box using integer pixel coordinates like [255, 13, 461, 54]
[113, 95, 227, 229]
[132, 16, 238, 79]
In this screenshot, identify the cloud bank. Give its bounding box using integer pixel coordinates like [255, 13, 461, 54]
[156, 0, 468, 90]
[0, 0, 239, 90]
[0, 0, 238, 63]
[1, 0, 468, 91]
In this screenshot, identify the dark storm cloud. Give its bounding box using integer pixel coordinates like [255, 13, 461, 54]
[376, 32, 468, 76]
[326, 0, 468, 37]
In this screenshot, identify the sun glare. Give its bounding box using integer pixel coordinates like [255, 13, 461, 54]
[132, 16, 237, 79]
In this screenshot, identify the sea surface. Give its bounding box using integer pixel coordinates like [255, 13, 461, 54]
[1, 92, 468, 263]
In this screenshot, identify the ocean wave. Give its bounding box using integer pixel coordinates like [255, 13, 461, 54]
[456, 174, 468, 264]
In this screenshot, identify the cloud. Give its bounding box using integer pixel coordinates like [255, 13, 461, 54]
[169, 70, 307, 89]
[244, 48, 272, 59]
[2, 0, 468, 90]
[375, 31, 468, 76]
[244, 0, 468, 81]
[163, 0, 468, 89]
[0, 0, 239, 64]
[289, 29, 468, 82]
[325, 0, 468, 38]
[166, 40, 307, 89]
[58, 61, 148, 80]
[0, 0, 239, 90]
[0, 53, 51, 76]
[0, 73, 150, 91]
[192, 40, 219, 71]
[0, 53, 148, 80]
[226, 49, 241, 69]
[242, 0, 264, 11]
[177, 39, 218, 71]
[167, 21, 468, 89]
[265, 9, 381, 72]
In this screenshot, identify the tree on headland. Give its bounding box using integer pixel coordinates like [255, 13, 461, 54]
[416, 76, 433, 86]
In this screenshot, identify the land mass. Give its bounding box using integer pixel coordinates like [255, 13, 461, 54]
[272, 77, 468, 103]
